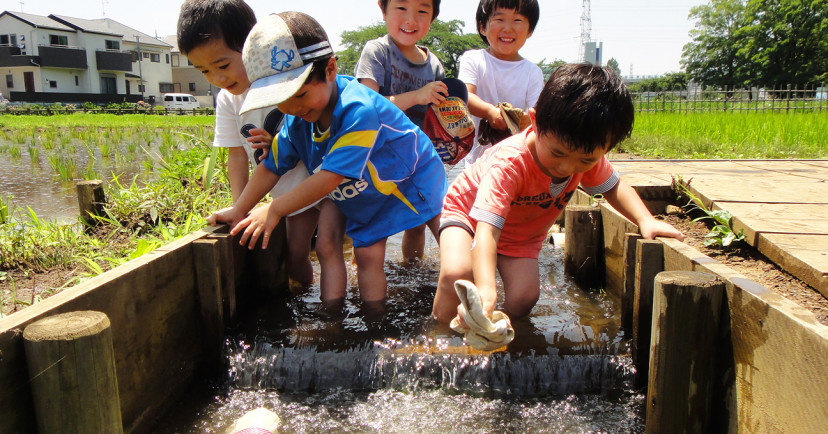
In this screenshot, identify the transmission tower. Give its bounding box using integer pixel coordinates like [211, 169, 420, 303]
[578, 0, 592, 62]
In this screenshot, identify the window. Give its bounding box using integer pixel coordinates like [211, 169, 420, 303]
[164, 95, 174, 102]
[171, 54, 180, 67]
[139, 84, 145, 92]
[105, 40, 120, 51]
[159, 83, 174, 93]
[0, 34, 17, 46]
[166, 54, 170, 64]
[188, 82, 196, 92]
[49, 80, 57, 88]
[6, 74, 13, 88]
[142, 52, 149, 59]
[150, 53, 160, 63]
[75, 76, 79, 86]
[49, 35, 68, 46]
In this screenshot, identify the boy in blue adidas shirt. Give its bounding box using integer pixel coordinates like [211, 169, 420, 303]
[207, 11, 447, 303]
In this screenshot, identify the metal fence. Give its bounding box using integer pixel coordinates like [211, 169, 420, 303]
[632, 84, 827, 113]
[0, 107, 215, 116]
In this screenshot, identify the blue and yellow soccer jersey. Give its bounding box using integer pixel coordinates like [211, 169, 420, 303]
[263, 75, 448, 247]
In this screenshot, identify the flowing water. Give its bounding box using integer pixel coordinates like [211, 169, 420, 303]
[160, 239, 644, 433]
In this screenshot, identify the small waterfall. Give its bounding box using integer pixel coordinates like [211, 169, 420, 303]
[226, 337, 635, 397]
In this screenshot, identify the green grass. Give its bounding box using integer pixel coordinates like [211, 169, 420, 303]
[619, 112, 828, 159]
[0, 113, 214, 129]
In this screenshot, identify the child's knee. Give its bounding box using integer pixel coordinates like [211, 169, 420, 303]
[504, 288, 539, 318]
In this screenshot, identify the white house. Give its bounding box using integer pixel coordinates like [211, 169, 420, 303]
[0, 11, 173, 104]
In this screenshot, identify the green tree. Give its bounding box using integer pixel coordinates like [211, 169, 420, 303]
[627, 72, 691, 93]
[681, 0, 748, 88]
[336, 19, 486, 78]
[606, 58, 622, 78]
[738, 0, 828, 86]
[537, 58, 567, 81]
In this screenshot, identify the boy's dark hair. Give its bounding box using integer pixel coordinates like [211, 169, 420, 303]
[476, 0, 540, 45]
[177, 0, 256, 54]
[533, 63, 634, 153]
[379, 0, 441, 20]
[276, 11, 335, 85]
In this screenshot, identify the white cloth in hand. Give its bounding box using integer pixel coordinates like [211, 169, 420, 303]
[449, 279, 515, 351]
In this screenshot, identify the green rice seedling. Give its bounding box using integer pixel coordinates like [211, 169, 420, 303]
[99, 140, 113, 158]
[8, 145, 21, 159]
[27, 144, 39, 164]
[39, 138, 55, 151]
[82, 163, 100, 180]
[0, 194, 13, 224]
[48, 154, 76, 181]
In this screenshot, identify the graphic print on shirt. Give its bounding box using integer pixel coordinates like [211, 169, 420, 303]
[240, 108, 284, 164]
[510, 189, 575, 211]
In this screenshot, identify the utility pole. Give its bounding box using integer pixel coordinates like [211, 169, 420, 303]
[135, 36, 145, 102]
[579, 0, 592, 63]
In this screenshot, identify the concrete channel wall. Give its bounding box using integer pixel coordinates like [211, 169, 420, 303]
[0, 225, 288, 433]
[571, 190, 828, 433]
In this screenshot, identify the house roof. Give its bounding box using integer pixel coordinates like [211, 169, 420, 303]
[50, 15, 171, 47]
[0, 11, 76, 32]
[162, 35, 179, 53]
[0, 11, 171, 48]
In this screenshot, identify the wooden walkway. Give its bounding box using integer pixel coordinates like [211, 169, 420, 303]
[611, 159, 828, 296]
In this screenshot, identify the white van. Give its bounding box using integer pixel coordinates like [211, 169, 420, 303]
[161, 93, 200, 110]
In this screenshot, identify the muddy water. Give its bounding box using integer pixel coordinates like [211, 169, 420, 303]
[160, 239, 644, 433]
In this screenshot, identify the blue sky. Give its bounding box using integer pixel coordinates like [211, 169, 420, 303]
[7, 0, 706, 77]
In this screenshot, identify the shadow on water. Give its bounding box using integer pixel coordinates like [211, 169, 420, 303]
[160, 238, 644, 433]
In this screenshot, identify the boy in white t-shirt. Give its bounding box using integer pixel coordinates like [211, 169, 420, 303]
[177, 0, 345, 290]
[458, 0, 544, 164]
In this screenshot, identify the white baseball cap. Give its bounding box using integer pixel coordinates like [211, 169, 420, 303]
[239, 12, 333, 114]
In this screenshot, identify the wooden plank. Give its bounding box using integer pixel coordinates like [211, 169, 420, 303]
[711, 203, 828, 245]
[758, 234, 828, 296]
[684, 178, 828, 204]
[632, 239, 664, 387]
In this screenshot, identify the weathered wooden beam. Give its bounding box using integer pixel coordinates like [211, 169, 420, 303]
[622, 232, 643, 334]
[193, 239, 225, 376]
[564, 205, 605, 290]
[646, 271, 725, 434]
[632, 238, 664, 387]
[23, 311, 123, 434]
[76, 179, 106, 226]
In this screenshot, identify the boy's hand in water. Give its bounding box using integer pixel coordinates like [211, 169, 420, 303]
[232, 202, 282, 250]
[247, 127, 273, 162]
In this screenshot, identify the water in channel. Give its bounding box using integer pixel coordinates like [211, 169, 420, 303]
[160, 237, 644, 433]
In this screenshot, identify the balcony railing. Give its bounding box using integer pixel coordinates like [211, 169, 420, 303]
[96, 49, 133, 72]
[38, 44, 87, 69]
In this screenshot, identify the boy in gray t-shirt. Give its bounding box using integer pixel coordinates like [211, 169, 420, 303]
[355, 0, 446, 262]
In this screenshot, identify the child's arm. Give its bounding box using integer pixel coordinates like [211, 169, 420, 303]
[465, 84, 507, 130]
[231, 169, 345, 249]
[359, 78, 448, 111]
[603, 179, 685, 241]
[227, 147, 251, 201]
[470, 222, 502, 318]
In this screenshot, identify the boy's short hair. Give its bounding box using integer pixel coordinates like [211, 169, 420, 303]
[476, 0, 540, 45]
[379, 0, 441, 20]
[176, 0, 256, 54]
[239, 11, 334, 114]
[533, 63, 634, 153]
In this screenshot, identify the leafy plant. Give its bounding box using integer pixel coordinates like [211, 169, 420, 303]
[672, 176, 746, 248]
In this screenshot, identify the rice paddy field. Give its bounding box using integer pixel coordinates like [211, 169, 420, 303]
[620, 112, 828, 159]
